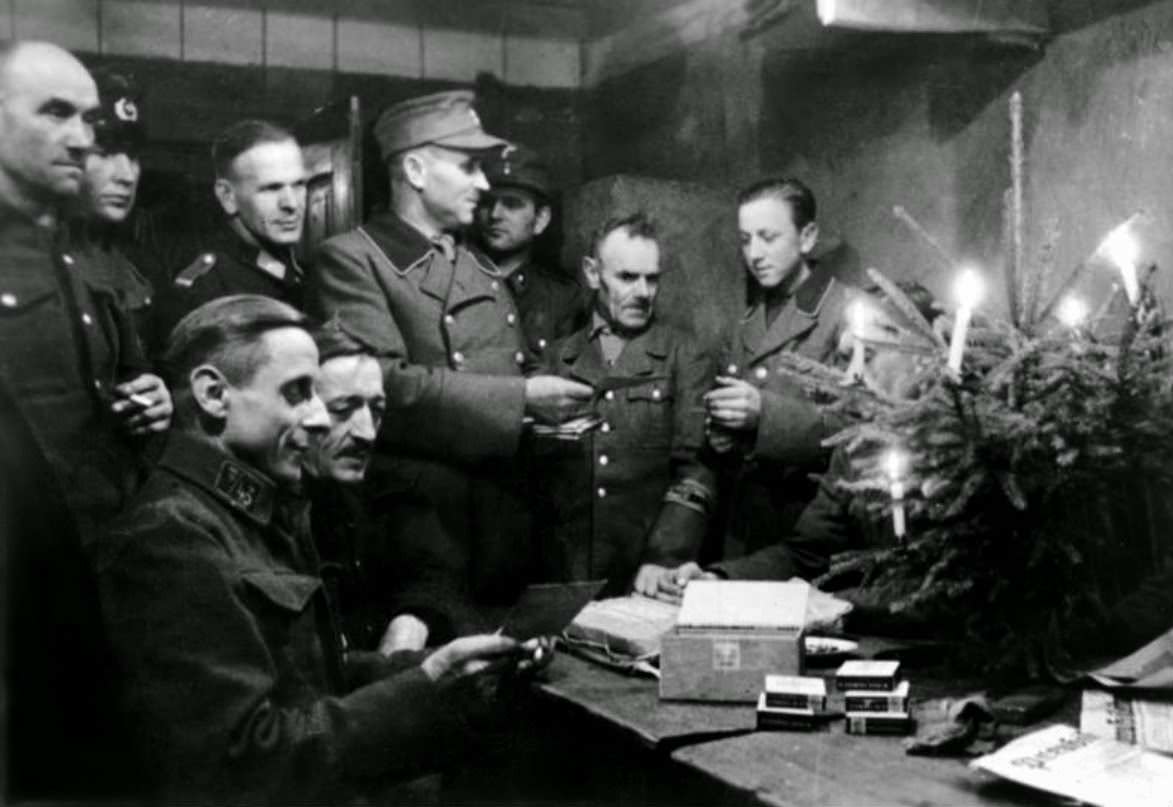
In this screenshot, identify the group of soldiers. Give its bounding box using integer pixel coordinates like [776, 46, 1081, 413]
[1, 39, 941, 805]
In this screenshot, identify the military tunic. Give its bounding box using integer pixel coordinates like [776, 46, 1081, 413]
[308, 212, 535, 624]
[152, 221, 304, 352]
[94, 433, 470, 804]
[537, 319, 716, 595]
[0, 206, 149, 542]
[503, 259, 588, 358]
[708, 264, 851, 565]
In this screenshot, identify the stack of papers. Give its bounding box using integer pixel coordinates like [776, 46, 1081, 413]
[531, 414, 602, 440]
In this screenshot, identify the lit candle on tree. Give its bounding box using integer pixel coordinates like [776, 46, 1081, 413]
[947, 268, 985, 374]
[844, 299, 871, 383]
[883, 448, 908, 541]
[1055, 295, 1089, 332]
[1099, 221, 1141, 306]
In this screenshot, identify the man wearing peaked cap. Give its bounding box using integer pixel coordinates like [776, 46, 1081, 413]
[307, 90, 592, 646]
[477, 144, 588, 358]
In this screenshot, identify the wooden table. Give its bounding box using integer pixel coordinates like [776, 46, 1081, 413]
[532, 653, 1053, 806]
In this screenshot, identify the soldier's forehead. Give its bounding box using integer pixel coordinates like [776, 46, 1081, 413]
[1, 45, 97, 105]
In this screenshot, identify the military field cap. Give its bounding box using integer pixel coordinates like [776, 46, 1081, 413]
[91, 69, 146, 153]
[313, 314, 377, 362]
[374, 89, 508, 161]
[483, 144, 553, 199]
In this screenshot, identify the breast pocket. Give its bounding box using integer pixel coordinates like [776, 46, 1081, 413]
[0, 282, 71, 392]
[242, 571, 323, 657]
[625, 382, 675, 449]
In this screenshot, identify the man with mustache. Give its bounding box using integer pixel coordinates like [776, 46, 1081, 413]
[303, 318, 474, 654]
[537, 212, 717, 597]
[308, 90, 592, 644]
[95, 294, 529, 804]
[476, 144, 587, 358]
[0, 40, 171, 547]
[153, 119, 308, 348]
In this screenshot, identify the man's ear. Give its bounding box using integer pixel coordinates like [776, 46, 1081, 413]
[533, 204, 552, 237]
[213, 178, 238, 217]
[581, 255, 601, 291]
[190, 365, 231, 421]
[402, 150, 428, 191]
[798, 221, 819, 257]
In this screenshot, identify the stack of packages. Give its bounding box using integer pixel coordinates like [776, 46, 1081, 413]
[838, 660, 914, 736]
[756, 675, 827, 731]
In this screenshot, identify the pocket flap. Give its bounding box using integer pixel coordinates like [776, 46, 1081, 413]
[626, 382, 673, 403]
[243, 571, 321, 613]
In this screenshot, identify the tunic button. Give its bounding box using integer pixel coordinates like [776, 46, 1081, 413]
[491, 281, 499, 291]
[444, 314, 455, 325]
[755, 366, 768, 380]
[514, 350, 525, 365]
[506, 313, 516, 325]
[604, 390, 614, 401]
[597, 487, 607, 499]
[599, 454, 609, 466]
[0, 293, 16, 307]
[144, 296, 152, 305]
[452, 351, 464, 364]
[652, 388, 661, 400]
[537, 338, 547, 350]
[726, 364, 739, 375]
[61, 254, 74, 266]
[93, 379, 102, 390]
[82, 313, 93, 326]
[600, 422, 611, 433]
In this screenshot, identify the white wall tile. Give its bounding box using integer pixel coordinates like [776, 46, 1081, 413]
[14, 0, 98, 52]
[183, 3, 262, 66]
[266, 10, 333, 70]
[505, 35, 579, 88]
[102, 0, 181, 59]
[336, 17, 419, 77]
[423, 27, 502, 82]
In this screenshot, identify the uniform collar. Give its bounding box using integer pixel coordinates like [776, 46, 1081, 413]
[218, 219, 301, 282]
[0, 200, 59, 246]
[364, 210, 497, 275]
[159, 431, 278, 526]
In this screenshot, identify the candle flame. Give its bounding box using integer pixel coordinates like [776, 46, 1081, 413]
[846, 299, 872, 336]
[953, 267, 985, 310]
[1099, 221, 1140, 273]
[1055, 296, 1089, 329]
[883, 448, 908, 481]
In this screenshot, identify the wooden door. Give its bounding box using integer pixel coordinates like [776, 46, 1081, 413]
[294, 95, 363, 259]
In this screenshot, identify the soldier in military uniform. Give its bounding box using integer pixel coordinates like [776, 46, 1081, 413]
[700, 178, 851, 571]
[67, 68, 159, 353]
[152, 119, 308, 349]
[307, 91, 592, 645]
[0, 41, 171, 546]
[477, 144, 587, 357]
[304, 319, 475, 653]
[536, 213, 716, 597]
[94, 295, 532, 804]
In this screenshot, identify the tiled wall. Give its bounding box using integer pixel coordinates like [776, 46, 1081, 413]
[3, 0, 582, 88]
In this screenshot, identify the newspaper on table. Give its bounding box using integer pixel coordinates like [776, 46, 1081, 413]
[970, 724, 1173, 807]
[1089, 626, 1173, 691]
[1081, 689, 1173, 754]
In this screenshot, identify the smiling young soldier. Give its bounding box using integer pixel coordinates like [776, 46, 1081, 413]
[307, 90, 592, 644]
[534, 212, 717, 596]
[94, 295, 528, 804]
[153, 119, 309, 346]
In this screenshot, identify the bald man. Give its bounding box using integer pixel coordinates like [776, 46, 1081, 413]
[0, 41, 170, 544]
[0, 41, 149, 801]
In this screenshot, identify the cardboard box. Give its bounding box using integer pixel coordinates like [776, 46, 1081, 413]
[660, 581, 807, 703]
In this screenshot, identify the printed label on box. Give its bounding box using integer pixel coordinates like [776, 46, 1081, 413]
[713, 640, 741, 670]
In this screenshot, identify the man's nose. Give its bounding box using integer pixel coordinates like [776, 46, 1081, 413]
[633, 278, 651, 298]
[277, 187, 298, 211]
[65, 115, 94, 153]
[351, 405, 378, 444]
[111, 153, 136, 185]
[491, 199, 508, 220]
[473, 168, 490, 192]
[301, 395, 330, 434]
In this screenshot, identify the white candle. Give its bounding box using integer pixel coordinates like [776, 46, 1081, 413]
[844, 299, 870, 382]
[1100, 222, 1140, 305]
[947, 268, 984, 374]
[883, 449, 908, 540]
[1055, 295, 1089, 331]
